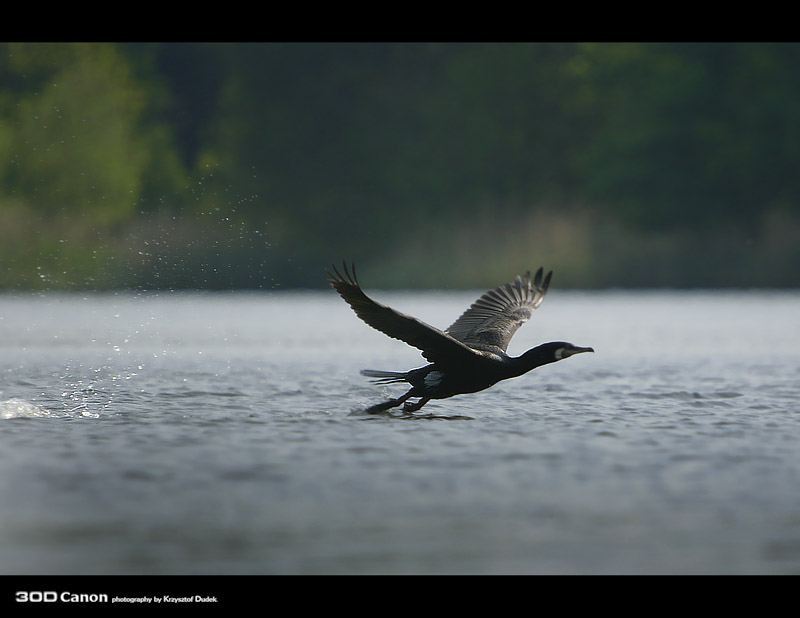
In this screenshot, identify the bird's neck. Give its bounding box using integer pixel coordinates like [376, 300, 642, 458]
[511, 345, 558, 376]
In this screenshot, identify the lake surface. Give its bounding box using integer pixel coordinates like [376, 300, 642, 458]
[1, 288, 799, 574]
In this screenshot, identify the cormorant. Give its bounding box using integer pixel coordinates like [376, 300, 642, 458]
[328, 262, 593, 413]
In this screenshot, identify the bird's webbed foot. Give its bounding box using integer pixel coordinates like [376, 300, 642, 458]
[402, 398, 430, 413]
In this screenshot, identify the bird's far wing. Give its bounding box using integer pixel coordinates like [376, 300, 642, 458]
[445, 267, 553, 354]
[327, 262, 481, 365]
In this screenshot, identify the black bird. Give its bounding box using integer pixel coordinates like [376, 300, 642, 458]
[327, 262, 593, 414]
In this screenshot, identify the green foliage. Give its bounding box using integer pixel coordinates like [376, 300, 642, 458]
[1, 43, 185, 225]
[572, 43, 800, 229]
[1, 42, 799, 289]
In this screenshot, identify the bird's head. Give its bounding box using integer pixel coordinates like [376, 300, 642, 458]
[551, 342, 594, 360]
[519, 341, 594, 371]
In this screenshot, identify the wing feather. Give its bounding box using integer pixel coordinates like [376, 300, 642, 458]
[327, 262, 481, 365]
[445, 267, 552, 354]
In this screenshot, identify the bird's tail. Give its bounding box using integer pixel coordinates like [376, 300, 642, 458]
[360, 369, 409, 384]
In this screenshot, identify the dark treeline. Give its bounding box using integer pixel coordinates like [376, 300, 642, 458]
[1, 42, 799, 289]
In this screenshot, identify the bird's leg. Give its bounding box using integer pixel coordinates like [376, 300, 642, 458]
[403, 397, 430, 413]
[365, 389, 414, 414]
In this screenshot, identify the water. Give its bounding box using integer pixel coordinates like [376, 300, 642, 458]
[1, 288, 799, 574]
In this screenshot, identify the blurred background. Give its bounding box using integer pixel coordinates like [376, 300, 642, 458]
[1, 42, 799, 291]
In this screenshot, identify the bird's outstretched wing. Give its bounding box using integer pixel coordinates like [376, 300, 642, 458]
[327, 262, 481, 365]
[445, 267, 552, 355]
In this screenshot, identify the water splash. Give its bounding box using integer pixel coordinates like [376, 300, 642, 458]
[0, 398, 55, 419]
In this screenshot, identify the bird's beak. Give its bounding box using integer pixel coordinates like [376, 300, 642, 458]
[567, 346, 594, 357]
